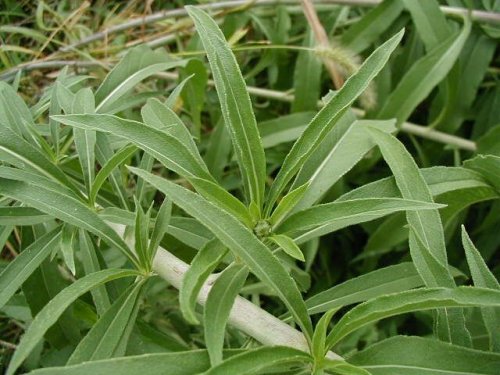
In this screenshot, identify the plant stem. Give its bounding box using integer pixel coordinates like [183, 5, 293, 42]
[108, 222, 344, 360]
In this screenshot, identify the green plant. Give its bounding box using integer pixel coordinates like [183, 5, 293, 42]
[1, 2, 499, 374]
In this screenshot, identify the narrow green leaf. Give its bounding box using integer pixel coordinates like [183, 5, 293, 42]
[53, 114, 213, 182]
[205, 263, 248, 366]
[464, 155, 500, 192]
[67, 280, 145, 364]
[322, 359, 371, 375]
[95, 45, 186, 113]
[180, 239, 228, 325]
[401, 0, 450, 50]
[410, 227, 472, 347]
[0, 206, 50, 226]
[376, 17, 470, 124]
[269, 234, 305, 262]
[342, 0, 404, 53]
[90, 144, 137, 206]
[367, 127, 470, 345]
[187, 6, 266, 208]
[293, 119, 396, 211]
[312, 309, 336, 362]
[148, 199, 172, 260]
[128, 167, 313, 340]
[141, 98, 203, 165]
[134, 198, 151, 270]
[205, 346, 312, 375]
[366, 128, 447, 264]
[292, 28, 322, 112]
[349, 336, 500, 375]
[26, 350, 214, 375]
[0, 178, 138, 267]
[189, 177, 253, 228]
[0, 125, 80, 196]
[60, 223, 76, 276]
[462, 226, 500, 351]
[78, 231, 111, 316]
[325, 287, 500, 350]
[305, 262, 437, 316]
[0, 228, 60, 309]
[265, 29, 404, 213]
[277, 198, 443, 244]
[259, 112, 315, 149]
[72, 87, 96, 194]
[181, 59, 208, 138]
[269, 182, 309, 227]
[6, 269, 140, 375]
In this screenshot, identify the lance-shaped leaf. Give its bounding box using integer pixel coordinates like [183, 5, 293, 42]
[265, 29, 404, 214]
[0, 125, 80, 196]
[141, 98, 203, 165]
[269, 182, 309, 227]
[148, 199, 172, 260]
[180, 239, 228, 325]
[462, 226, 500, 352]
[305, 263, 431, 316]
[72, 87, 96, 194]
[186, 6, 266, 209]
[128, 167, 313, 340]
[277, 198, 443, 244]
[25, 350, 219, 375]
[376, 17, 470, 124]
[292, 119, 396, 211]
[269, 234, 305, 262]
[349, 336, 500, 375]
[189, 177, 253, 228]
[90, 144, 137, 206]
[0, 178, 138, 268]
[325, 287, 500, 350]
[205, 346, 312, 375]
[0, 206, 50, 226]
[6, 269, 140, 375]
[67, 280, 146, 364]
[52, 114, 213, 181]
[0, 228, 60, 309]
[205, 263, 248, 366]
[367, 127, 470, 345]
[95, 45, 186, 113]
[341, 0, 404, 54]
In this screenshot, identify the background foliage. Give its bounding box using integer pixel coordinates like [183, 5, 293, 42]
[1, 1, 499, 374]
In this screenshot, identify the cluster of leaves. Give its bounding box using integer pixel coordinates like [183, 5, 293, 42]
[1, 1, 500, 374]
